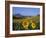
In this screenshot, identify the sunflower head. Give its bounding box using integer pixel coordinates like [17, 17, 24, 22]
[31, 20, 36, 29]
[21, 19, 30, 29]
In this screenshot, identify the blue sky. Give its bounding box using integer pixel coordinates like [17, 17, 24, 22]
[13, 7, 40, 16]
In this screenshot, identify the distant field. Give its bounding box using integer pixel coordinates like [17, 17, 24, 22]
[13, 16, 40, 23]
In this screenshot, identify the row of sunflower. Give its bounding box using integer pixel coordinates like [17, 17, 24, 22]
[13, 19, 40, 30]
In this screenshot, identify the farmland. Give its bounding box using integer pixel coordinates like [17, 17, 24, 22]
[13, 15, 40, 30]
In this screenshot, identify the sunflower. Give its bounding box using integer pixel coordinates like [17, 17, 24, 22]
[22, 19, 30, 29]
[31, 20, 36, 29]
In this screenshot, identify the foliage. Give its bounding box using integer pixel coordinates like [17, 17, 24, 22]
[13, 16, 40, 30]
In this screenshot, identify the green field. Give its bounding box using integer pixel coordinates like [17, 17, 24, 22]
[13, 15, 40, 30]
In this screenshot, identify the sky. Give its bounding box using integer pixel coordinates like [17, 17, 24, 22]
[13, 7, 40, 16]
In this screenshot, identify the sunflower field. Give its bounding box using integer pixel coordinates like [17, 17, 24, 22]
[13, 16, 40, 30]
